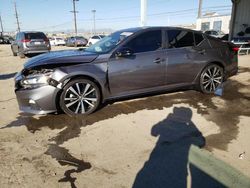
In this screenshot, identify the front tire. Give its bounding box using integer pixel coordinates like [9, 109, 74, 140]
[59, 78, 101, 116]
[199, 64, 224, 94]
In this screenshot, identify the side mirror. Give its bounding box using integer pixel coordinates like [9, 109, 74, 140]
[116, 47, 134, 57]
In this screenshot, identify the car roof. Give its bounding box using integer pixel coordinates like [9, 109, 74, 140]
[115, 26, 202, 34]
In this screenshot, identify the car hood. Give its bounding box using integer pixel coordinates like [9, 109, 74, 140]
[24, 50, 98, 69]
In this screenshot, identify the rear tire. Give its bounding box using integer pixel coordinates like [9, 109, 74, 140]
[18, 49, 25, 58]
[59, 78, 101, 116]
[11, 47, 17, 56]
[199, 64, 224, 94]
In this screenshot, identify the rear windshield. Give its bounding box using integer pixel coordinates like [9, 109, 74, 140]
[25, 32, 47, 40]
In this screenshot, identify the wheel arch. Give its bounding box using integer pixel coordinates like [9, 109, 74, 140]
[194, 60, 225, 84]
[55, 73, 105, 112]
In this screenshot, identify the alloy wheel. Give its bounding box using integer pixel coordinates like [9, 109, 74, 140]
[200, 64, 223, 93]
[60, 79, 100, 115]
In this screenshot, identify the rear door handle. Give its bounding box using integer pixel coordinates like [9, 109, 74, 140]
[153, 58, 162, 64]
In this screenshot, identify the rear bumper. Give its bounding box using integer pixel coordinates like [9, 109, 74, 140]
[24, 49, 50, 54]
[15, 85, 59, 114]
[225, 66, 238, 79]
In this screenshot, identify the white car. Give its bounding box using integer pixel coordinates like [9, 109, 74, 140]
[49, 37, 66, 46]
[87, 35, 105, 46]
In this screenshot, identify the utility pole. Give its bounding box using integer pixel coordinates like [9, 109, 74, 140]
[140, 0, 147, 26]
[198, 0, 203, 18]
[14, 1, 21, 32]
[91, 10, 96, 36]
[0, 14, 4, 36]
[71, 0, 79, 36]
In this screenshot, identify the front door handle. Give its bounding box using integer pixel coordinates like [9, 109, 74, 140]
[153, 58, 162, 64]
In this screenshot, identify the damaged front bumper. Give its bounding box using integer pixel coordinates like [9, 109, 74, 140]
[14, 69, 64, 115]
[15, 85, 60, 114]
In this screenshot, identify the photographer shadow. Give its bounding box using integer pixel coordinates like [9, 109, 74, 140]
[132, 107, 225, 188]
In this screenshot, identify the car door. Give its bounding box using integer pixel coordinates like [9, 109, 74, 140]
[165, 29, 206, 85]
[108, 29, 166, 96]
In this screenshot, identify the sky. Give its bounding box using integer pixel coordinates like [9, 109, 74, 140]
[0, 0, 232, 32]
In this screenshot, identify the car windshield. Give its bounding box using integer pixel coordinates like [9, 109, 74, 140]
[85, 31, 134, 53]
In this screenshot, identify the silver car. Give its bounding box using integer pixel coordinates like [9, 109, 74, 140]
[11, 31, 51, 58]
[14, 27, 238, 116]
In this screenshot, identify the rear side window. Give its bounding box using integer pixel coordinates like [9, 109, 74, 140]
[167, 30, 194, 48]
[25, 32, 47, 40]
[125, 30, 162, 53]
[194, 33, 204, 46]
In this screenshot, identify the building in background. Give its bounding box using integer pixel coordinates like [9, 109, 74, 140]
[196, 12, 231, 33]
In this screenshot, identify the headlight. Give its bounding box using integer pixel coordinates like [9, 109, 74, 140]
[21, 71, 53, 89]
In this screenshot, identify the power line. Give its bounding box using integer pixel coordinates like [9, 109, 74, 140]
[14, 1, 20, 32]
[29, 5, 232, 31]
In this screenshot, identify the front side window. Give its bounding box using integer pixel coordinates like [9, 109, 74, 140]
[167, 30, 194, 48]
[124, 30, 162, 53]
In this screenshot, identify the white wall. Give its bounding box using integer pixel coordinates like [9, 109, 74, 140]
[196, 15, 231, 33]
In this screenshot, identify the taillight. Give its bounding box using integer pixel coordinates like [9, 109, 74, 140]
[232, 47, 239, 52]
[21, 39, 31, 43]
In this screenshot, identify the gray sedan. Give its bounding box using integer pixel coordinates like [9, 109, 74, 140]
[14, 27, 238, 116]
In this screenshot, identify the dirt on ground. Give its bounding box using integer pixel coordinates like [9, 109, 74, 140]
[0, 44, 250, 188]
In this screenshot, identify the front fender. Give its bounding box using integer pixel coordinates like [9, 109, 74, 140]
[52, 63, 110, 101]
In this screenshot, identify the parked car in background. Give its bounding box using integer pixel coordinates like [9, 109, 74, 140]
[204, 30, 225, 38]
[65, 36, 88, 47]
[11, 31, 51, 58]
[49, 37, 66, 46]
[14, 27, 238, 116]
[0, 36, 4, 44]
[0, 35, 14, 44]
[220, 34, 229, 41]
[87, 35, 105, 46]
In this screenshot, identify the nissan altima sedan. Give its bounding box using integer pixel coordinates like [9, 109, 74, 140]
[14, 27, 238, 116]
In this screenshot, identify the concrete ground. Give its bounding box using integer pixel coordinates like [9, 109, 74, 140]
[0, 44, 250, 188]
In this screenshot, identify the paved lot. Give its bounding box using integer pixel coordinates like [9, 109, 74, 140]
[0, 44, 250, 188]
